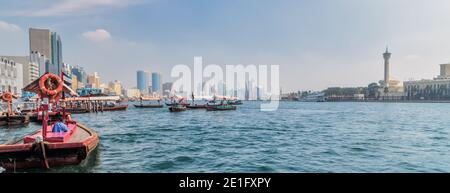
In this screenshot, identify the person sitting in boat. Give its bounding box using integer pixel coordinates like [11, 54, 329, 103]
[15, 107, 22, 115]
[52, 114, 69, 133]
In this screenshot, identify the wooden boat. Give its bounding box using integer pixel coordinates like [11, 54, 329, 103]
[0, 121, 99, 171]
[0, 72, 100, 171]
[165, 102, 188, 107]
[206, 104, 237, 111]
[102, 104, 128, 111]
[0, 91, 30, 127]
[134, 104, 164, 108]
[0, 114, 30, 126]
[64, 108, 91, 114]
[186, 104, 207, 109]
[169, 105, 187, 112]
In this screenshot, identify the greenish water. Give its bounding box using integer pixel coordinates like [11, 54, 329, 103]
[1, 101, 450, 172]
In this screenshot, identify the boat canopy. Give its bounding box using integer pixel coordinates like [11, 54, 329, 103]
[63, 96, 121, 101]
[140, 96, 162, 101]
[23, 74, 78, 97]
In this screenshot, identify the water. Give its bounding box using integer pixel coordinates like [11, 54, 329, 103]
[1, 101, 450, 173]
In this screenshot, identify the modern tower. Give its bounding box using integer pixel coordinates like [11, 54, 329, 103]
[137, 70, 150, 94]
[383, 47, 391, 88]
[29, 28, 63, 75]
[151, 72, 161, 94]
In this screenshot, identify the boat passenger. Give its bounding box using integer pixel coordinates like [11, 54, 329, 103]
[52, 115, 68, 133]
[15, 107, 22, 115]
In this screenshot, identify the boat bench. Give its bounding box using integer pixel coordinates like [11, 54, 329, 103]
[23, 122, 77, 143]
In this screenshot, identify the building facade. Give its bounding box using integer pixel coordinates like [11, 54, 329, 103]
[0, 55, 39, 86]
[404, 63, 450, 100]
[108, 80, 122, 96]
[151, 72, 161, 94]
[137, 70, 150, 94]
[87, 72, 100, 89]
[125, 88, 141, 98]
[0, 57, 23, 95]
[29, 28, 63, 75]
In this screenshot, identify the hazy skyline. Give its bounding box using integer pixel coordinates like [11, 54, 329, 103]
[1, 0, 450, 92]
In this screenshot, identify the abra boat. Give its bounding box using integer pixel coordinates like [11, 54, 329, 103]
[0, 91, 30, 127]
[134, 104, 164, 108]
[169, 104, 187, 112]
[206, 104, 237, 111]
[0, 121, 99, 170]
[134, 96, 164, 108]
[0, 72, 99, 171]
[102, 104, 128, 111]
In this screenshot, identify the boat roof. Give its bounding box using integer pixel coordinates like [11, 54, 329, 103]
[63, 95, 121, 101]
[23, 73, 78, 97]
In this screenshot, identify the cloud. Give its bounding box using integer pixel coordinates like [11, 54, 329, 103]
[82, 29, 111, 42]
[22, 0, 143, 17]
[0, 20, 20, 32]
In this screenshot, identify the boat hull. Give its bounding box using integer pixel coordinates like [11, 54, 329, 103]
[0, 115, 30, 127]
[0, 123, 99, 171]
[186, 104, 207, 109]
[169, 106, 186, 112]
[102, 104, 128, 111]
[134, 104, 164, 108]
[206, 105, 237, 111]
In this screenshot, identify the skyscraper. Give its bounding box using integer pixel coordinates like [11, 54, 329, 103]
[29, 28, 63, 75]
[51, 32, 63, 74]
[29, 28, 51, 60]
[152, 72, 161, 94]
[383, 47, 391, 88]
[137, 70, 150, 94]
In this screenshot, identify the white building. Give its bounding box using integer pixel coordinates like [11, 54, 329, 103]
[1, 54, 40, 86]
[0, 57, 23, 95]
[125, 88, 141, 98]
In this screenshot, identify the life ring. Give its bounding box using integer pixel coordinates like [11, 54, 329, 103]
[2, 92, 12, 102]
[39, 73, 63, 96]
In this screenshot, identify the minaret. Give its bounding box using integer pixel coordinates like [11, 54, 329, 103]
[383, 47, 391, 88]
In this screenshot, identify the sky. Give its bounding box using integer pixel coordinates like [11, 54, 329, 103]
[1, 0, 450, 92]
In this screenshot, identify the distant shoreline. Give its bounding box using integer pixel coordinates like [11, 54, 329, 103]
[246, 100, 450, 104]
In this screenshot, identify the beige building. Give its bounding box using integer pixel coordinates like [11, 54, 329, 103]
[108, 80, 122, 96]
[404, 63, 450, 100]
[87, 72, 100, 88]
[125, 88, 141, 98]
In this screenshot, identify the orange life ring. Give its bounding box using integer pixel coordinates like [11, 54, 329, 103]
[39, 73, 63, 96]
[2, 92, 12, 102]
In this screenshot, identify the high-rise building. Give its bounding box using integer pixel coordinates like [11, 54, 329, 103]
[0, 55, 39, 86]
[108, 80, 122, 96]
[87, 72, 100, 89]
[30, 51, 48, 76]
[152, 72, 161, 94]
[29, 28, 51, 60]
[29, 28, 63, 75]
[137, 70, 150, 94]
[71, 66, 87, 85]
[51, 32, 63, 74]
[439, 63, 450, 79]
[0, 57, 23, 95]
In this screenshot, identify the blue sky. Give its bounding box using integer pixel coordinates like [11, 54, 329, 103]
[1, 0, 450, 91]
